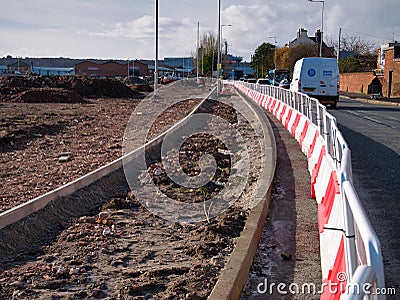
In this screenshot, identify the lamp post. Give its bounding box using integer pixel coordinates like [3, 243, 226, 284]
[221, 24, 232, 80]
[221, 24, 232, 55]
[197, 21, 199, 81]
[154, 0, 159, 96]
[269, 36, 277, 70]
[308, 0, 324, 57]
[217, 0, 221, 96]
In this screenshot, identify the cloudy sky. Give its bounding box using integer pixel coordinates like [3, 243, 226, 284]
[0, 0, 398, 61]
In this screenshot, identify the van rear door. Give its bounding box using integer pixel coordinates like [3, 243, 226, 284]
[319, 66, 335, 96]
[301, 63, 320, 96]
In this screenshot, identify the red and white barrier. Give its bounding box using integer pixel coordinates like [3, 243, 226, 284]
[289, 113, 301, 138]
[231, 82, 350, 299]
[283, 107, 293, 130]
[294, 116, 308, 143]
[301, 124, 319, 157]
[229, 81, 385, 299]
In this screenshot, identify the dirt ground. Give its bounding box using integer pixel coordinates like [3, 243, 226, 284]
[0, 76, 202, 213]
[0, 80, 264, 299]
[0, 195, 247, 299]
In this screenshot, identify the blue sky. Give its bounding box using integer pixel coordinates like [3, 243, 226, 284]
[0, 0, 398, 61]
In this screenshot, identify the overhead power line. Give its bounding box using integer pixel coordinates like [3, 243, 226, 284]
[340, 27, 394, 42]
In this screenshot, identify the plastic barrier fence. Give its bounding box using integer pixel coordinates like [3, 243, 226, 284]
[228, 81, 385, 300]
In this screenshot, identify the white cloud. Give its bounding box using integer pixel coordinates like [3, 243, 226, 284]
[88, 15, 154, 40]
[0, 0, 399, 60]
[83, 15, 199, 59]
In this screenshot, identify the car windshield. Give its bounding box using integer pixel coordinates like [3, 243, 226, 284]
[275, 73, 289, 82]
[257, 79, 269, 84]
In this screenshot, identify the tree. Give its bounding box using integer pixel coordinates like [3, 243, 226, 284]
[192, 31, 218, 77]
[251, 42, 275, 78]
[275, 44, 319, 72]
[338, 56, 362, 73]
[275, 47, 290, 69]
[338, 33, 378, 57]
[327, 33, 379, 72]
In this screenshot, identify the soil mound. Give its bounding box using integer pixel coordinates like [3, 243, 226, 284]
[54, 76, 141, 98]
[18, 88, 86, 103]
[0, 76, 145, 102]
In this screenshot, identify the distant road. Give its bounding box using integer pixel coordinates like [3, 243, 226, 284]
[329, 97, 400, 291]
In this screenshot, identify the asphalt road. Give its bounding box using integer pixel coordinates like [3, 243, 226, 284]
[329, 97, 400, 292]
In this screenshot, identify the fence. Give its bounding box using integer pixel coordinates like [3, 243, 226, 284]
[229, 81, 386, 300]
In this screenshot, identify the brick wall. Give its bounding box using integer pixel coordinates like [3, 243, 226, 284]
[339, 72, 378, 94]
[340, 47, 400, 98]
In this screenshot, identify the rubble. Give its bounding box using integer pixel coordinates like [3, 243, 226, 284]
[0, 75, 146, 102]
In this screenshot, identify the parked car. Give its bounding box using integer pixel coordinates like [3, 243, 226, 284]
[256, 78, 270, 85]
[247, 78, 257, 83]
[279, 78, 290, 89]
[162, 73, 178, 84]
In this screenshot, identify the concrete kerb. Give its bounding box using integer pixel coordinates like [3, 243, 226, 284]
[208, 195, 271, 300]
[208, 85, 277, 300]
[340, 94, 400, 107]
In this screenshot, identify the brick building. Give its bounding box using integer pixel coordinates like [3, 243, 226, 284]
[340, 42, 400, 98]
[379, 42, 400, 98]
[128, 60, 148, 77]
[75, 60, 148, 78]
[7, 61, 29, 74]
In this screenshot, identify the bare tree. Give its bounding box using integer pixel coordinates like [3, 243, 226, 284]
[342, 33, 378, 56]
[192, 31, 218, 76]
[326, 33, 378, 57]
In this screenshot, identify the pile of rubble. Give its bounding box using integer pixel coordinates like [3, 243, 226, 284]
[0, 76, 146, 103]
[18, 88, 86, 104]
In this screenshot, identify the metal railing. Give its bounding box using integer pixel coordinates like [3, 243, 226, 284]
[233, 80, 386, 300]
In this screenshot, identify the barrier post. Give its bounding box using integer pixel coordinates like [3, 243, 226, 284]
[307, 98, 313, 122]
[316, 103, 322, 134]
[322, 106, 330, 155]
[340, 149, 358, 281]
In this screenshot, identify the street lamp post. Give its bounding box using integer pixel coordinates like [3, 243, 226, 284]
[154, 0, 159, 96]
[217, 0, 221, 96]
[269, 36, 277, 69]
[221, 24, 232, 55]
[197, 21, 200, 81]
[221, 24, 232, 80]
[308, 0, 324, 57]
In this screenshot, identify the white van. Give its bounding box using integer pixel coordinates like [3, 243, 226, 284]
[290, 57, 340, 108]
